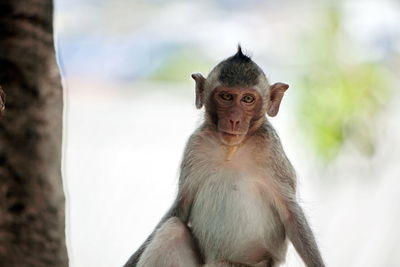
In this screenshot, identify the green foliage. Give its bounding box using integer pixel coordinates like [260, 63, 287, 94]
[296, 6, 390, 161]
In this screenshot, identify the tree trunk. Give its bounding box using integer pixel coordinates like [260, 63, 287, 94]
[0, 1, 68, 266]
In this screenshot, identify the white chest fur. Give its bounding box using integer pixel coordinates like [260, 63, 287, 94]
[186, 142, 286, 264]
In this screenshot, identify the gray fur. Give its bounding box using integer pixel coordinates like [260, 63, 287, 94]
[126, 121, 324, 267]
[125, 48, 324, 267]
[182, 125, 287, 265]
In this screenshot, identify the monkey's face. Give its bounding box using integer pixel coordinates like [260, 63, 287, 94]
[211, 87, 263, 146]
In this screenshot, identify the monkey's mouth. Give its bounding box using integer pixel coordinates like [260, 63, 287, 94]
[222, 132, 241, 137]
[221, 129, 248, 135]
[219, 131, 246, 145]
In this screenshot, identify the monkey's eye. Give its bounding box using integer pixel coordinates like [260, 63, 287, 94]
[219, 92, 233, 101]
[241, 94, 255, 104]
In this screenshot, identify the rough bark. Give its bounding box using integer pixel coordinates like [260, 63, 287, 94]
[0, 1, 68, 266]
[0, 86, 5, 115]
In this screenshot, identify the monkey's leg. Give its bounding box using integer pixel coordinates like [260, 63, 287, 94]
[137, 217, 202, 267]
[204, 259, 275, 267]
[204, 262, 252, 267]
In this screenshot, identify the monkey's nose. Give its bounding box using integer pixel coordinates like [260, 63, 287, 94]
[229, 119, 240, 130]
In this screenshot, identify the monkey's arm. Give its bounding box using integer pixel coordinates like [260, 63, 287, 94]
[266, 125, 324, 267]
[270, 162, 324, 266]
[269, 164, 324, 267]
[281, 198, 325, 267]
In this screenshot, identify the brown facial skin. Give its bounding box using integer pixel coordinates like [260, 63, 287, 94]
[211, 87, 264, 146]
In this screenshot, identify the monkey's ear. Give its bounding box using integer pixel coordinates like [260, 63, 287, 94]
[191, 73, 206, 109]
[267, 82, 289, 117]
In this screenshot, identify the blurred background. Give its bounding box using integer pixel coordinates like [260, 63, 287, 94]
[54, 0, 400, 266]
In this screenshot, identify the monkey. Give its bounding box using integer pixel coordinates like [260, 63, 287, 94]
[124, 46, 325, 267]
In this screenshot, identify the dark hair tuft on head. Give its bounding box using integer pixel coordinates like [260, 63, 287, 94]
[237, 44, 244, 55]
[232, 44, 251, 63]
[217, 45, 260, 87]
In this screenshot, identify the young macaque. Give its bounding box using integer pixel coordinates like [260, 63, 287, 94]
[124, 46, 324, 267]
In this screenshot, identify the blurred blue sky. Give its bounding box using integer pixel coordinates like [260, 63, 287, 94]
[55, 0, 400, 82]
